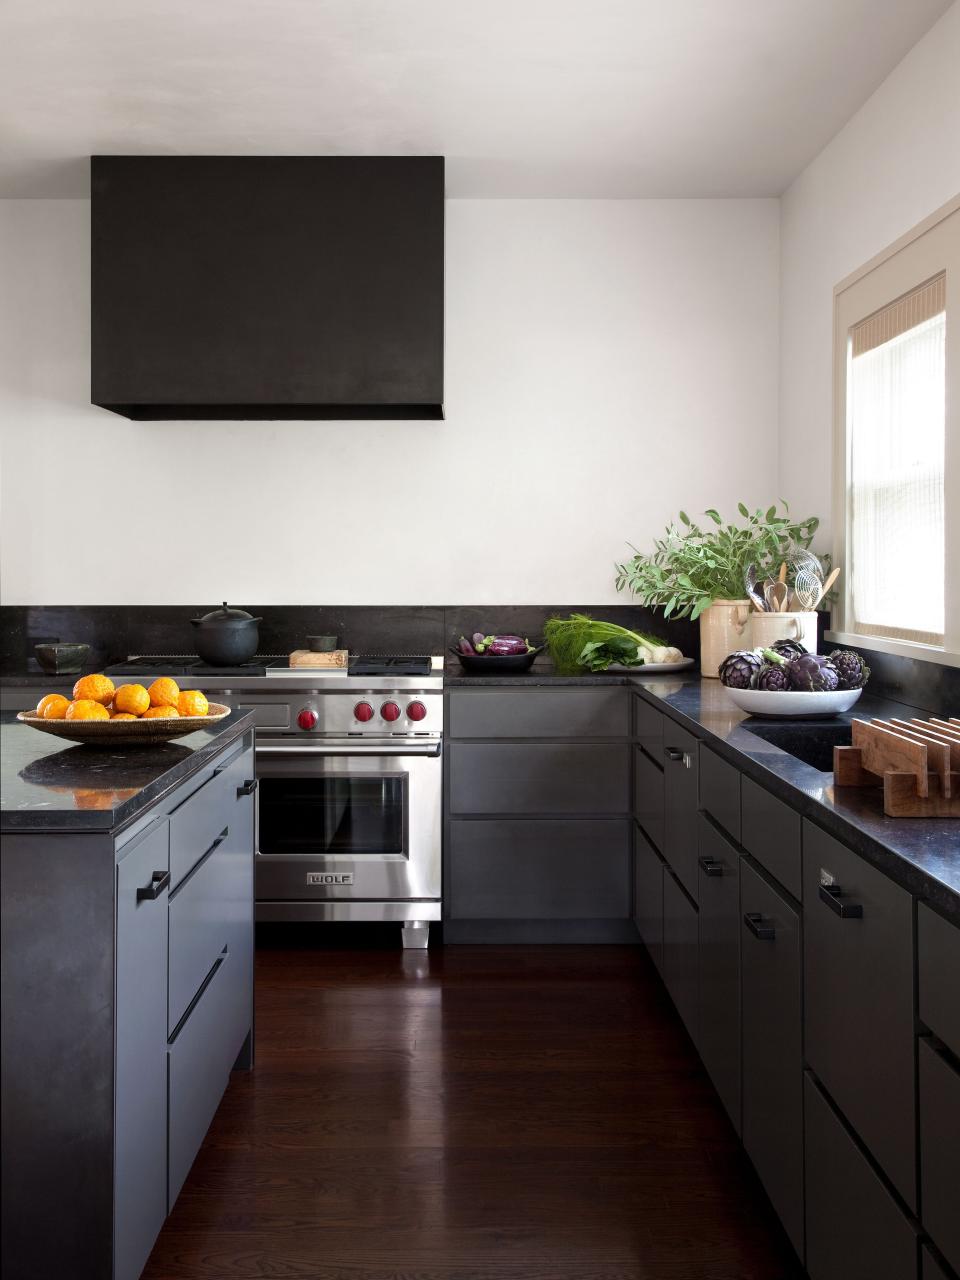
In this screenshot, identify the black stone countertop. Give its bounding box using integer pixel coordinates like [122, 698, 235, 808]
[0, 709, 254, 835]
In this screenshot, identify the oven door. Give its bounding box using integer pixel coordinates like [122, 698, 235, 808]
[254, 739, 441, 903]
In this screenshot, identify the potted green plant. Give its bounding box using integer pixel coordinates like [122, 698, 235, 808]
[615, 503, 821, 677]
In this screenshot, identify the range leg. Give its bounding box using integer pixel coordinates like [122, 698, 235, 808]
[401, 921, 430, 949]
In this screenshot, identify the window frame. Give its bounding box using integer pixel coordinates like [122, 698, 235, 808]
[829, 194, 960, 668]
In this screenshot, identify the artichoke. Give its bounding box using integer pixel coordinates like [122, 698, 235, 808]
[829, 649, 871, 690]
[770, 638, 806, 660]
[787, 653, 840, 692]
[718, 649, 765, 689]
[756, 663, 790, 692]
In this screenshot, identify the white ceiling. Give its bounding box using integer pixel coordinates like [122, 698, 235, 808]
[0, 0, 952, 199]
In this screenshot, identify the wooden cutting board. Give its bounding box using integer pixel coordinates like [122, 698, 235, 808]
[288, 649, 349, 669]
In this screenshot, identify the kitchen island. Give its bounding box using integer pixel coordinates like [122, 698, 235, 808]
[0, 709, 256, 1280]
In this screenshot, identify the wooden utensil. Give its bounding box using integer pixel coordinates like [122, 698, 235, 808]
[778, 561, 788, 585]
[764, 580, 789, 612]
[811, 565, 841, 610]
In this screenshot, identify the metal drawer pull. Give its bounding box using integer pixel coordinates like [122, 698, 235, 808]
[237, 778, 258, 796]
[137, 870, 170, 901]
[665, 748, 692, 768]
[698, 856, 724, 877]
[743, 912, 775, 940]
[818, 884, 863, 918]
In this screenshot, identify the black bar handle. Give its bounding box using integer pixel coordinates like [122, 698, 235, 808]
[665, 748, 692, 767]
[743, 912, 776, 940]
[818, 884, 863, 918]
[237, 778, 258, 797]
[698, 856, 723, 877]
[137, 870, 170, 902]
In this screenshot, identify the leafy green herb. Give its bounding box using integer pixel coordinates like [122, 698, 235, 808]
[615, 501, 821, 620]
[544, 614, 666, 674]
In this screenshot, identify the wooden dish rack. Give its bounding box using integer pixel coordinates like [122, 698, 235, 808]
[834, 717, 960, 818]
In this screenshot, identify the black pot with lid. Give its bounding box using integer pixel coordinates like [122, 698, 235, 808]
[190, 602, 262, 666]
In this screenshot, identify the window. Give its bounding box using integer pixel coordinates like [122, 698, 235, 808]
[832, 199, 959, 664]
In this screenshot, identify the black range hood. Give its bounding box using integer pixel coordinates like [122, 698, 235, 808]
[91, 156, 444, 420]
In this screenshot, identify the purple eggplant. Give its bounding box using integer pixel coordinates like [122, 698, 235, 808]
[471, 632, 486, 650]
[458, 636, 476, 656]
[488, 636, 529, 655]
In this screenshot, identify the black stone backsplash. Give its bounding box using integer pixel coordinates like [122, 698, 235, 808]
[830, 640, 959, 716]
[0, 603, 698, 675]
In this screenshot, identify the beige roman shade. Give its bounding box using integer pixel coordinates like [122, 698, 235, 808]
[851, 272, 945, 357]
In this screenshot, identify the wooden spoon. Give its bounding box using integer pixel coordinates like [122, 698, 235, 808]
[811, 566, 841, 610]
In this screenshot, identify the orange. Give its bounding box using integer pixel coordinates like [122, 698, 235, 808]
[177, 689, 209, 717]
[113, 683, 150, 716]
[72, 673, 115, 705]
[148, 676, 180, 708]
[37, 693, 70, 719]
[142, 704, 180, 719]
[110, 712, 138, 721]
[65, 699, 110, 721]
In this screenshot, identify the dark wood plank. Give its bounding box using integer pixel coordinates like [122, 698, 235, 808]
[143, 943, 802, 1279]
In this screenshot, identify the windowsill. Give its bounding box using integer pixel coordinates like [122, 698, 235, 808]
[825, 630, 959, 669]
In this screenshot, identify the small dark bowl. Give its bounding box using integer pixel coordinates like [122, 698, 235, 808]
[35, 643, 91, 674]
[307, 635, 339, 652]
[449, 646, 543, 674]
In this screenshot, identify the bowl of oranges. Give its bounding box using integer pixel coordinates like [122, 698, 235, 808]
[17, 674, 231, 746]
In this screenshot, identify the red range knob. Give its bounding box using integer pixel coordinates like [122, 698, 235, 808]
[380, 701, 401, 722]
[407, 700, 427, 722]
[297, 708, 318, 731]
[354, 701, 375, 723]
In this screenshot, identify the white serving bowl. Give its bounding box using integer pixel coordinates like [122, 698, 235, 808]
[723, 686, 863, 718]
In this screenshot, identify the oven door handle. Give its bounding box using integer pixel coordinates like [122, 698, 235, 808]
[256, 740, 442, 757]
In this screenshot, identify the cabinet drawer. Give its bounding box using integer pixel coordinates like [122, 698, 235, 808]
[741, 857, 803, 1255]
[448, 743, 629, 815]
[633, 696, 664, 761]
[168, 942, 249, 1208]
[741, 776, 801, 900]
[634, 746, 664, 851]
[448, 689, 629, 739]
[447, 819, 630, 919]
[919, 1038, 960, 1275]
[169, 748, 249, 888]
[803, 822, 916, 1209]
[663, 724, 699, 901]
[805, 1072, 918, 1280]
[168, 825, 252, 1034]
[699, 748, 740, 842]
[634, 822, 664, 973]
[918, 903, 960, 1058]
[697, 817, 740, 1133]
[662, 869, 698, 1044]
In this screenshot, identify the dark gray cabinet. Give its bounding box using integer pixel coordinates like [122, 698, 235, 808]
[918, 903, 960, 1058]
[804, 1072, 918, 1280]
[114, 820, 170, 1280]
[663, 724, 700, 900]
[633, 695, 665, 762]
[696, 816, 740, 1132]
[803, 821, 916, 1210]
[919, 1037, 960, 1275]
[634, 822, 664, 973]
[699, 747, 740, 842]
[741, 856, 803, 1256]
[662, 868, 698, 1043]
[633, 745, 665, 851]
[741, 776, 802, 902]
[445, 689, 633, 942]
[447, 819, 630, 919]
[448, 743, 629, 815]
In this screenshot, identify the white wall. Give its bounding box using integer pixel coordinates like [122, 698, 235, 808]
[778, 0, 960, 541]
[0, 197, 780, 605]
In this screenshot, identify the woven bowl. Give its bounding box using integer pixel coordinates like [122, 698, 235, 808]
[17, 702, 233, 746]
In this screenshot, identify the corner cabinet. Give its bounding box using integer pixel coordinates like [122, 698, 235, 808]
[0, 730, 256, 1280]
[444, 688, 634, 943]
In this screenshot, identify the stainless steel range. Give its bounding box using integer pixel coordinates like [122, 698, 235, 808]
[105, 654, 443, 947]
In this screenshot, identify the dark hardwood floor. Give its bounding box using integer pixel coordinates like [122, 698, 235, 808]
[144, 939, 803, 1279]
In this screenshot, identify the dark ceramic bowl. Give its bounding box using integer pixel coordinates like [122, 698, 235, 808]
[449, 646, 543, 674]
[34, 642, 91, 674]
[307, 635, 339, 652]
